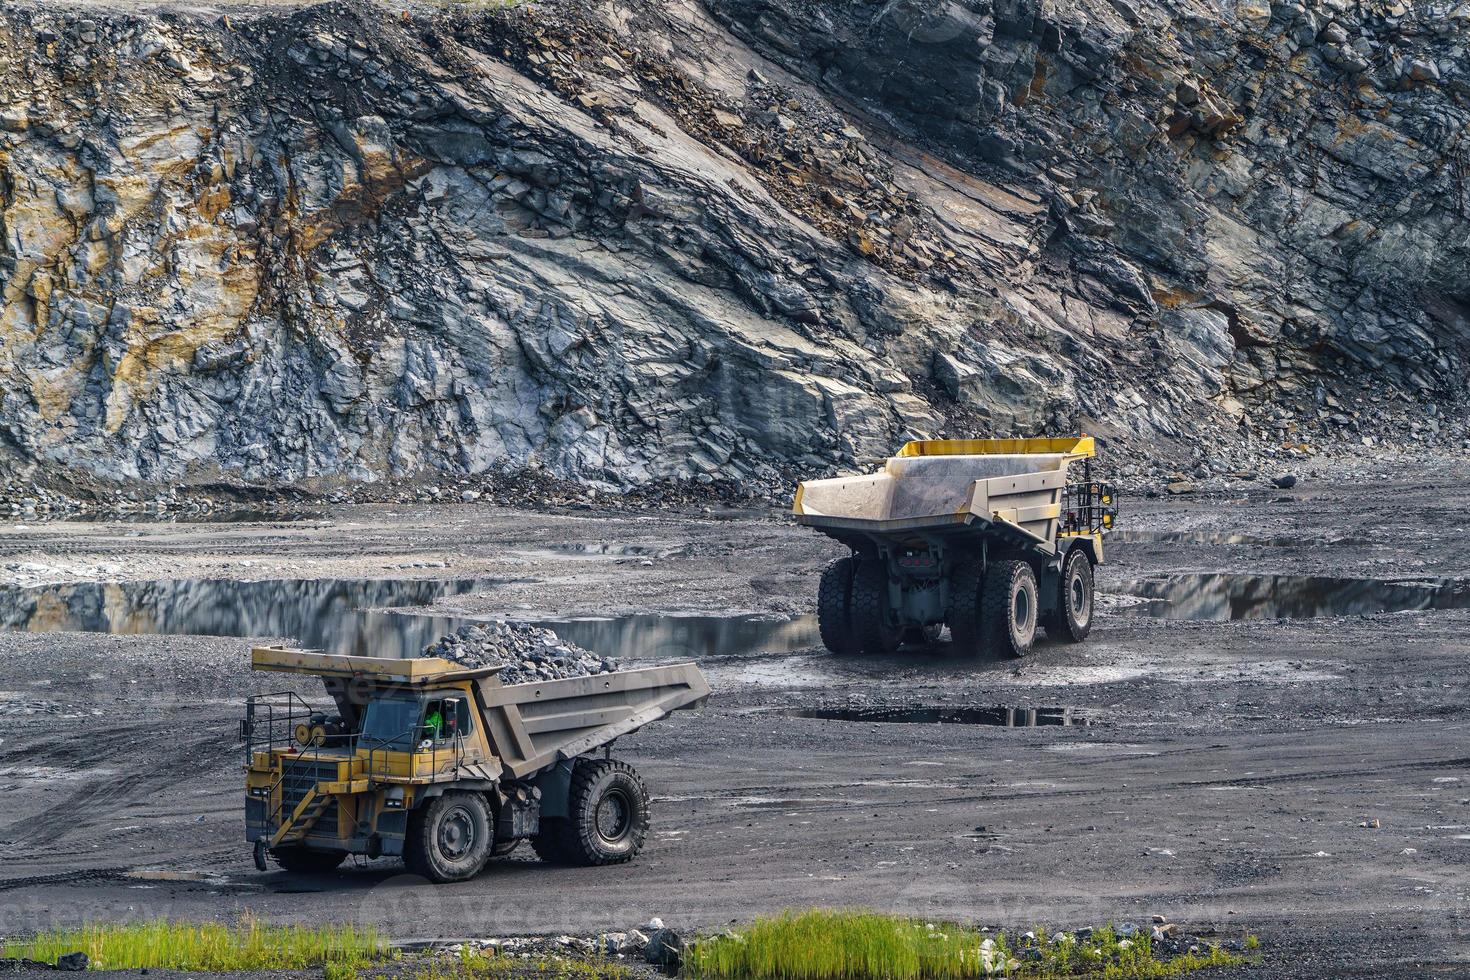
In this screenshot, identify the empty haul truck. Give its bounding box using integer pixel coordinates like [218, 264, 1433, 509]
[793, 437, 1117, 659]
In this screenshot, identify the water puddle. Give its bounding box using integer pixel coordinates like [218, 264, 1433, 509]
[0, 578, 489, 659]
[545, 613, 818, 662]
[0, 577, 819, 663]
[1115, 573, 1470, 621]
[787, 705, 1092, 727]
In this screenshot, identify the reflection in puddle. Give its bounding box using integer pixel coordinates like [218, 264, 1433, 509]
[0, 577, 820, 663]
[0, 578, 489, 659]
[546, 614, 819, 662]
[1116, 573, 1470, 621]
[788, 705, 1091, 727]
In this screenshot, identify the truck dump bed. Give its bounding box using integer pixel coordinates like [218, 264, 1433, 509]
[250, 648, 711, 779]
[793, 437, 1096, 549]
[475, 664, 711, 778]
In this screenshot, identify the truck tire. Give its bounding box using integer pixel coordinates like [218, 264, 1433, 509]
[850, 557, 902, 655]
[271, 847, 346, 873]
[538, 759, 650, 866]
[982, 560, 1038, 659]
[947, 560, 985, 656]
[1044, 549, 1094, 643]
[817, 556, 856, 654]
[404, 790, 493, 883]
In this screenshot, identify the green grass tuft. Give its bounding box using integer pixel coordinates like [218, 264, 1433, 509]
[417, 947, 633, 980]
[683, 909, 1251, 980]
[685, 910, 989, 980]
[1, 919, 386, 972]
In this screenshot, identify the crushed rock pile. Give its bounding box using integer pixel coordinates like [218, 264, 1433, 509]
[422, 622, 618, 686]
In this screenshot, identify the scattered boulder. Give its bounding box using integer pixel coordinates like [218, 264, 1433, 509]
[644, 928, 684, 970]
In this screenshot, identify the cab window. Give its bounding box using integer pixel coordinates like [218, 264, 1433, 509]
[359, 696, 421, 751]
[421, 696, 472, 743]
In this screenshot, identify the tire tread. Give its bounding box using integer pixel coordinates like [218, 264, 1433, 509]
[849, 558, 900, 655]
[551, 759, 651, 867]
[981, 560, 1037, 659]
[817, 556, 856, 654]
[1044, 549, 1094, 643]
[403, 790, 493, 883]
[948, 560, 984, 656]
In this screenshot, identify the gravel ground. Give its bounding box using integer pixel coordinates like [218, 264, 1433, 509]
[0, 462, 1467, 977]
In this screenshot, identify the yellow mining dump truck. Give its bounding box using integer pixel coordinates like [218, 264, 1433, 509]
[243, 647, 710, 882]
[793, 437, 1117, 658]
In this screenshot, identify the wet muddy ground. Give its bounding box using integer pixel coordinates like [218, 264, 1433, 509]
[0, 466, 1467, 977]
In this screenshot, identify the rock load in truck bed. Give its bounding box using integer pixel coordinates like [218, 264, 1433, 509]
[421, 622, 617, 685]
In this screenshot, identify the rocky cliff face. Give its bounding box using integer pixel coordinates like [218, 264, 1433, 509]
[1, 0, 1466, 496]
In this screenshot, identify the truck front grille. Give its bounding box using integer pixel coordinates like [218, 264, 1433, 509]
[280, 758, 342, 838]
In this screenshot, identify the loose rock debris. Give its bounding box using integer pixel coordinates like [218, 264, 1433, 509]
[421, 622, 617, 685]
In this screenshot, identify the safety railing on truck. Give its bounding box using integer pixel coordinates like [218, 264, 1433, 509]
[1062, 481, 1119, 536]
[243, 693, 467, 846]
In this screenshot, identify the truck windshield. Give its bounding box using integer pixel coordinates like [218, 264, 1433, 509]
[359, 697, 421, 751]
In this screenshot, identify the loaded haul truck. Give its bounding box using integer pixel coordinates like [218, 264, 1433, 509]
[242, 647, 710, 882]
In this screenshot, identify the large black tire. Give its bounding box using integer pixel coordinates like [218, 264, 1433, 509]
[981, 560, 1039, 659]
[404, 790, 494, 883]
[536, 759, 650, 866]
[271, 847, 347, 873]
[817, 556, 856, 654]
[947, 560, 985, 656]
[1044, 549, 1095, 643]
[850, 557, 902, 655]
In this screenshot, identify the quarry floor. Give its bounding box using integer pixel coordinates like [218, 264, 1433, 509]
[0, 466, 1467, 978]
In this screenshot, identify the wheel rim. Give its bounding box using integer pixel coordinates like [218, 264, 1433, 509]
[1013, 583, 1032, 633]
[595, 788, 633, 845]
[1070, 569, 1091, 626]
[438, 805, 477, 860]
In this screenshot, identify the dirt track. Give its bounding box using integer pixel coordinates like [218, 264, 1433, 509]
[0, 467, 1467, 978]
